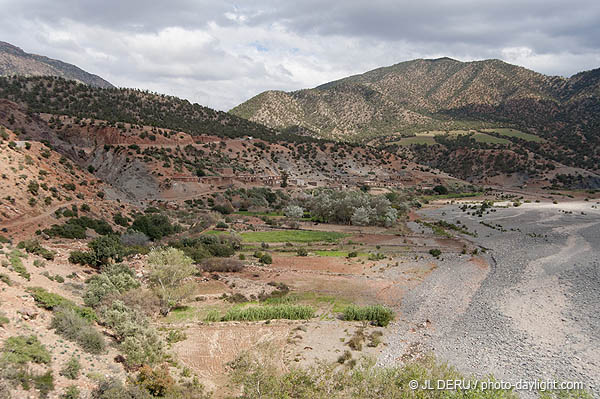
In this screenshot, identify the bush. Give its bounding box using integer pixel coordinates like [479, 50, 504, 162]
[216, 221, 229, 229]
[198, 258, 244, 272]
[433, 185, 449, 195]
[1, 335, 50, 365]
[221, 304, 314, 321]
[43, 217, 114, 239]
[60, 356, 81, 379]
[9, 249, 30, 280]
[429, 248, 442, 257]
[61, 385, 81, 399]
[113, 213, 130, 227]
[229, 353, 523, 399]
[342, 304, 394, 327]
[88, 235, 125, 266]
[51, 306, 106, 354]
[147, 248, 196, 315]
[296, 248, 308, 256]
[91, 378, 151, 399]
[259, 253, 272, 264]
[211, 204, 233, 214]
[169, 235, 240, 261]
[84, 263, 140, 307]
[27, 287, 97, 321]
[33, 370, 54, 399]
[68, 250, 96, 265]
[120, 231, 150, 247]
[99, 301, 164, 366]
[131, 214, 179, 241]
[136, 364, 174, 397]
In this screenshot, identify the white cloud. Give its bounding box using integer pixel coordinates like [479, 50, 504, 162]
[0, 0, 599, 110]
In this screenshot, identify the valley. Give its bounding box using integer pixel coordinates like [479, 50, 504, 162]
[0, 46, 598, 399]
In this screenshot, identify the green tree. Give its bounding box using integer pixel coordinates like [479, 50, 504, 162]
[147, 248, 195, 315]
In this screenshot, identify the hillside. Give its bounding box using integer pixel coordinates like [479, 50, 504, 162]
[0, 75, 319, 143]
[0, 41, 113, 88]
[230, 58, 600, 171]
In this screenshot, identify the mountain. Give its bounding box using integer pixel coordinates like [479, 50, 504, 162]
[231, 58, 599, 138]
[0, 41, 113, 88]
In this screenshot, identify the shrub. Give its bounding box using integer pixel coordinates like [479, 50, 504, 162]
[221, 304, 314, 321]
[9, 249, 30, 280]
[429, 248, 442, 257]
[170, 235, 241, 261]
[0, 273, 12, 286]
[211, 204, 233, 214]
[88, 235, 125, 265]
[113, 213, 130, 227]
[216, 221, 229, 229]
[90, 378, 151, 399]
[99, 301, 164, 366]
[120, 231, 150, 247]
[342, 304, 394, 327]
[136, 364, 174, 397]
[61, 385, 81, 399]
[198, 258, 244, 272]
[296, 248, 308, 256]
[60, 356, 81, 379]
[147, 248, 196, 315]
[68, 250, 96, 265]
[27, 287, 97, 321]
[84, 263, 140, 307]
[259, 253, 272, 264]
[131, 213, 179, 241]
[33, 370, 54, 399]
[1, 335, 50, 365]
[51, 306, 106, 354]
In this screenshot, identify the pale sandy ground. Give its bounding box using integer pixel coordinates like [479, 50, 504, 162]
[380, 201, 600, 397]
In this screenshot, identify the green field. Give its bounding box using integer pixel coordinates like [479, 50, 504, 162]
[239, 230, 349, 243]
[482, 128, 546, 143]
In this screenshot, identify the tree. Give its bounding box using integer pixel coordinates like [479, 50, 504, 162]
[283, 205, 304, 220]
[146, 248, 195, 315]
[433, 185, 448, 195]
[351, 207, 372, 226]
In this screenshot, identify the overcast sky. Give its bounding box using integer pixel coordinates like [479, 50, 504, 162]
[1, 0, 599, 110]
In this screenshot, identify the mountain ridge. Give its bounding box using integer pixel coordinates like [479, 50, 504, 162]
[0, 41, 114, 88]
[230, 58, 599, 142]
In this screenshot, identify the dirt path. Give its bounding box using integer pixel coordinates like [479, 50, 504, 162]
[1, 201, 78, 229]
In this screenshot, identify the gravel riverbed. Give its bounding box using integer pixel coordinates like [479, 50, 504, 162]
[379, 201, 600, 397]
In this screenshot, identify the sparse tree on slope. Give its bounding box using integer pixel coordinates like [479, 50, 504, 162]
[147, 248, 195, 316]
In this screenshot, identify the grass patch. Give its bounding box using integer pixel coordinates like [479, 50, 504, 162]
[239, 230, 349, 243]
[342, 304, 394, 327]
[221, 304, 314, 321]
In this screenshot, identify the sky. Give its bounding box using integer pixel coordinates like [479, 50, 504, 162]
[1, 0, 599, 110]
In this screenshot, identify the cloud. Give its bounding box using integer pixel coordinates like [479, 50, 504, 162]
[0, 0, 599, 110]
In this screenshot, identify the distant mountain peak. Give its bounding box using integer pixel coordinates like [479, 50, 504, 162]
[0, 41, 113, 88]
